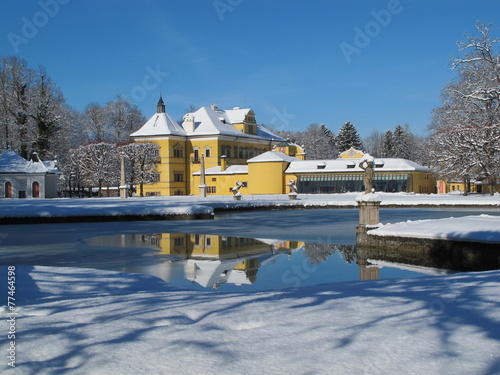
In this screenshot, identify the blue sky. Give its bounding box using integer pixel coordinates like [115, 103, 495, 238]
[1, 0, 499, 137]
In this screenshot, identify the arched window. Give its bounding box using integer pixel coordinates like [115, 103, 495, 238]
[5, 182, 12, 198]
[32, 181, 40, 198]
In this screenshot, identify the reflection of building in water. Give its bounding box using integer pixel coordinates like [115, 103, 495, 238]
[140, 233, 304, 289]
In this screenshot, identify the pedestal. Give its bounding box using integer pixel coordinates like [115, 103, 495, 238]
[356, 192, 382, 245]
[357, 201, 381, 226]
[119, 186, 128, 199]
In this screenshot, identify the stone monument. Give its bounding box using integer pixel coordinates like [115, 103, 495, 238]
[231, 180, 244, 200]
[356, 153, 381, 244]
[287, 179, 298, 200]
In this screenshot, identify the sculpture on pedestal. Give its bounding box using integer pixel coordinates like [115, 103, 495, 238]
[358, 154, 374, 194]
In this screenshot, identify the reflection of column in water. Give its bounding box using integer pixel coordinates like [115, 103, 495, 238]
[357, 257, 380, 281]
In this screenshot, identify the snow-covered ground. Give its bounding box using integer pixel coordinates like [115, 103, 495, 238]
[1, 266, 499, 374]
[370, 214, 500, 243]
[2, 194, 500, 374]
[0, 192, 499, 220]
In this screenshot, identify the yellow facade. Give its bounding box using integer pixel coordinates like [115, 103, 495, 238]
[132, 101, 434, 196]
[131, 100, 286, 196]
[247, 161, 288, 195]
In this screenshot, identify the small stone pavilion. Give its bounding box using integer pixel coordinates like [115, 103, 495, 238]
[0, 149, 61, 198]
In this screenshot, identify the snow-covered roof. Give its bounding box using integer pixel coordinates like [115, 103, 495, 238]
[132, 100, 284, 142]
[131, 111, 186, 137]
[0, 149, 59, 174]
[285, 157, 431, 174]
[193, 165, 248, 175]
[223, 107, 251, 124]
[248, 151, 299, 163]
[186, 107, 244, 136]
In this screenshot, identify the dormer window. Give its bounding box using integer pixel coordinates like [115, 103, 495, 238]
[346, 161, 356, 169]
[375, 160, 385, 168]
[317, 162, 326, 170]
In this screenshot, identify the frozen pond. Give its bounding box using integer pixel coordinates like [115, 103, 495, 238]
[1, 208, 500, 291]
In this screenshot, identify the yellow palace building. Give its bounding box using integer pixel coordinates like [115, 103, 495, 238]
[131, 99, 435, 196]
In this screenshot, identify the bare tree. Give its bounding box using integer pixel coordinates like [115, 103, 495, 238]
[73, 143, 120, 197]
[105, 96, 145, 144]
[429, 22, 500, 195]
[276, 123, 337, 159]
[118, 142, 159, 196]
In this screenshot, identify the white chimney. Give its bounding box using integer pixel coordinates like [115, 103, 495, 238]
[183, 114, 196, 133]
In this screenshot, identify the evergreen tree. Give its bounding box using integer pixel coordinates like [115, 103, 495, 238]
[31, 70, 65, 159]
[335, 121, 363, 153]
[320, 124, 336, 147]
[392, 125, 410, 159]
[382, 130, 393, 157]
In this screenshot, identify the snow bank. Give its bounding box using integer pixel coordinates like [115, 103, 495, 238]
[1, 266, 499, 374]
[370, 215, 500, 243]
[0, 192, 499, 222]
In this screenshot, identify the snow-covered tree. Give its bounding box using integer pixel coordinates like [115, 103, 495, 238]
[83, 104, 108, 143]
[429, 22, 500, 195]
[83, 97, 145, 144]
[392, 125, 411, 159]
[31, 69, 65, 159]
[118, 142, 159, 196]
[5, 56, 35, 158]
[276, 123, 337, 159]
[73, 143, 120, 197]
[0, 56, 71, 159]
[382, 130, 393, 157]
[335, 121, 363, 153]
[363, 130, 384, 157]
[106, 96, 145, 144]
[321, 123, 336, 147]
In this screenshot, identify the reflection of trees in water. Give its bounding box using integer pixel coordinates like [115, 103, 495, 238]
[304, 243, 357, 265]
[337, 244, 357, 264]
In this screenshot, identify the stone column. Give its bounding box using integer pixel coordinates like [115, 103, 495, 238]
[199, 154, 207, 198]
[119, 153, 128, 199]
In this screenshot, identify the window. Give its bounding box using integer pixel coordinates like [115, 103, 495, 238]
[174, 172, 183, 182]
[193, 149, 200, 163]
[205, 148, 211, 158]
[206, 237, 212, 247]
[174, 238, 184, 247]
[173, 148, 183, 158]
[207, 186, 217, 193]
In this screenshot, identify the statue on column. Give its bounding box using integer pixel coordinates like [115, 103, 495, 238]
[358, 154, 374, 194]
